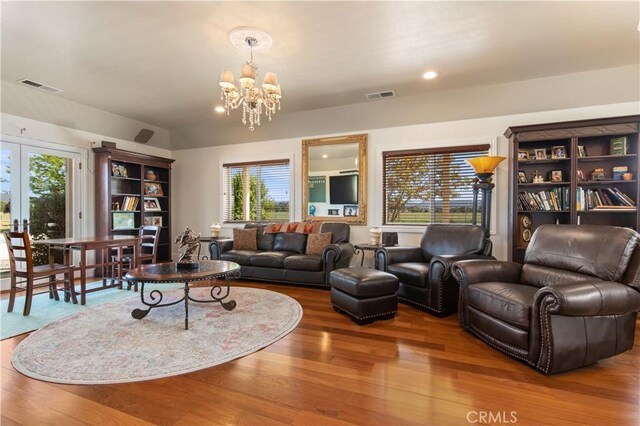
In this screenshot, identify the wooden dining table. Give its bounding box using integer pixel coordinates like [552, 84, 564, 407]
[33, 235, 141, 305]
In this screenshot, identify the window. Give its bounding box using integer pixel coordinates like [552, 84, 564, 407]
[223, 159, 290, 223]
[383, 144, 490, 225]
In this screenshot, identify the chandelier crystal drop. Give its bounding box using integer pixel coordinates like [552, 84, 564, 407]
[218, 36, 281, 131]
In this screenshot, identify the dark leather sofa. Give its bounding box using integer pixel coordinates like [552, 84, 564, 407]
[209, 222, 354, 287]
[452, 224, 640, 374]
[375, 224, 493, 316]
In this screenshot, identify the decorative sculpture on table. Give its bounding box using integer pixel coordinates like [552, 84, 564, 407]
[175, 227, 200, 269]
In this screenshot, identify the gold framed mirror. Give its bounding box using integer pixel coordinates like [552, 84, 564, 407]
[302, 133, 367, 224]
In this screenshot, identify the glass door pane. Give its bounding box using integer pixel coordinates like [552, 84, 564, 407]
[1, 142, 81, 288]
[22, 149, 77, 265]
[26, 152, 71, 237]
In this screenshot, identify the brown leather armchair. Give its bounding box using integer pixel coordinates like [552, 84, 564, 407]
[375, 224, 493, 316]
[452, 225, 640, 374]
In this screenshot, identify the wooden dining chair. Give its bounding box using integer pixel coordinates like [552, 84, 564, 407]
[111, 225, 160, 291]
[4, 230, 77, 316]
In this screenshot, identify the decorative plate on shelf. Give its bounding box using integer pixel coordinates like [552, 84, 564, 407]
[521, 214, 531, 228]
[522, 228, 532, 242]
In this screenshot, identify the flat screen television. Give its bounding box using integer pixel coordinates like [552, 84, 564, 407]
[329, 174, 358, 204]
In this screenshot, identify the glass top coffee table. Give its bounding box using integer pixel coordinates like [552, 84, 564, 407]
[125, 260, 241, 330]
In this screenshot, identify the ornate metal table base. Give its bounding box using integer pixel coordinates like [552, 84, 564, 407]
[354, 244, 383, 268]
[128, 263, 240, 330]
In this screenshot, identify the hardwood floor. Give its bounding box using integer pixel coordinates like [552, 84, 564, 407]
[1, 280, 639, 425]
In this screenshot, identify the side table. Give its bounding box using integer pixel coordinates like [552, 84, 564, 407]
[354, 244, 384, 268]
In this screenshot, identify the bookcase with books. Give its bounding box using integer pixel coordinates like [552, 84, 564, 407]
[505, 115, 639, 263]
[93, 146, 175, 262]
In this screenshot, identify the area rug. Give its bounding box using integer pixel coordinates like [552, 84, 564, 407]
[1, 282, 180, 340]
[12, 287, 302, 384]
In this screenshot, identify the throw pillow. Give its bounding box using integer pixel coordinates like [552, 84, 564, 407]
[284, 222, 300, 233]
[264, 223, 283, 234]
[295, 221, 323, 234]
[233, 228, 257, 250]
[306, 232, 332, 255]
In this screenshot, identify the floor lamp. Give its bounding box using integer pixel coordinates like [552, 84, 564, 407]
[466, 156, 506, 238]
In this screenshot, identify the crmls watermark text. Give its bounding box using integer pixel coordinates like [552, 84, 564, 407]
[466, 411, 518, 424]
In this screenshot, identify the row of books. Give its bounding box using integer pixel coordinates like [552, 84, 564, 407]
[115, 196, 140, 211]
[577, 187, 636, 211]
[518, 188, 570, 211]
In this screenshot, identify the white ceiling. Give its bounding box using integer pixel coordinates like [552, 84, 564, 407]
[2, 1, 639, 135]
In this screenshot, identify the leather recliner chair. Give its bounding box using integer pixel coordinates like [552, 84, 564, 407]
[452, 224, 640, 374]
[375, 224, 493, 316]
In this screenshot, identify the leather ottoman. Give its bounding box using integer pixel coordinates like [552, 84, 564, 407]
[330, 267, 399, 324]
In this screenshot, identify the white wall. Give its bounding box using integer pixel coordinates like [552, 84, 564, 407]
[173, 101, 639, 262]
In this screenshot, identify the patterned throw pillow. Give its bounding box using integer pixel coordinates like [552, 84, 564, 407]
[233, 228, 257, 250]
[284, 222, 300, 233]
[305, 232, 332, 255]
[295, 222, 323, 234]
[264, 224, 284, 234]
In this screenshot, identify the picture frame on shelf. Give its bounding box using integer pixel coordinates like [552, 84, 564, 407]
[343, 205, 358, 217]
[577, 170, 585, 182]
[517, 150, 529, 161]
[111, 163, 128, 178]
[143, 216, 163, 226]
[144, 182, 163, 196]
[578, 145, 587, 158]
[550, 170, 563, 182]
[551, 146, 566, 159]
[144, 197, 162, 211]
[517, 171, 528, 183]
[112, 212, 135, 230]
[534, 149, 547, 160]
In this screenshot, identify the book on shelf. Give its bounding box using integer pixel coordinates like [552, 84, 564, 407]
[518, 187, 569, 211]
[576, 186, 636, 211]
[592, 205, 637, 211]
[114, 195, 139, 211]
[609, 137, 628, 155]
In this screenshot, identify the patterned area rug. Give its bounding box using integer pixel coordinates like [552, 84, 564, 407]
[12, 287, 302, 384]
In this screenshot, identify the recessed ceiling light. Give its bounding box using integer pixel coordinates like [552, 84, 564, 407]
[422, 71, 439, 80]
[214, 106, 226, 113]
[322, 154, 328, 159]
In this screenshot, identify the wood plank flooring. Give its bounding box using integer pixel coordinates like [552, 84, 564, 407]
[1, 281, 639, 425]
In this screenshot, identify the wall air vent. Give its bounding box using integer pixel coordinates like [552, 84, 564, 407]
[365, 90, 396, 101]
[17, 78, 63, 94]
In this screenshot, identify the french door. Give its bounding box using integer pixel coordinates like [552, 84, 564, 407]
[1, 141, 82, 287]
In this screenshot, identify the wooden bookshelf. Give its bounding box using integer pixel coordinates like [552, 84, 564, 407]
[93, 146, 175, 263]
[505, 115, 639, 263]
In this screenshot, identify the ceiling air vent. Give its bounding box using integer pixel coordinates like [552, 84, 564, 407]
[17, 78, 63, 94]
[365, 90, 396, 101]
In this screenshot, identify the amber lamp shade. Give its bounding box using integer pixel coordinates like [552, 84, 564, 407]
[467, 156, 506, 183]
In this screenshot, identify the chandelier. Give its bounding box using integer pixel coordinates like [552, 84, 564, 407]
[218, 35, 281, 131]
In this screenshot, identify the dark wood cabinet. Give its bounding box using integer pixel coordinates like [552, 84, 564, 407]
[505, 115, 640, 263]
[93, 146, 175, 262]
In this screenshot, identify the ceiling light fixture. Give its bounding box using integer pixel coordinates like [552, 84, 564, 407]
[422, 71, 439, 80]
[218, 29, 281, 131]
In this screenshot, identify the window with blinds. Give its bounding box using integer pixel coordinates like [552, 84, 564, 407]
[383, 144, 490, 225]
[222, 159, 290, 223]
